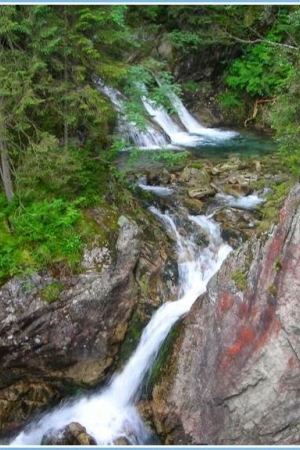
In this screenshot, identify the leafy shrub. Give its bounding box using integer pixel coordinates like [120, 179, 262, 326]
[226, 43, 293, 97]
[218, 91, 242, 109]
[152, 150, 190, 167]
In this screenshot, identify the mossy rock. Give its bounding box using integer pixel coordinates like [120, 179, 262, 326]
[117, 306, 154, 369]
[187, 161, 204, 170]
[183, 197, 205, 215]
[40, 281, 63, 303]
[188, 185, 217, 199]
[145, 322, 182, 396]
[231, 269, 248, 291]
[257, 180, 292, 234]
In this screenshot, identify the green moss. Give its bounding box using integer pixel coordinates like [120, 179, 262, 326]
[117, 309, 147, 367]
[183, 81, 199, 92]
[146, 322, 181, 394]
[257, 180, 292, 234]
[268, 284, 277, 295]
[274, 258, 282, 272]
[41, 281, 63, 303]
[79, 205, 119, 249]
[187, 161, 204, 170]
[21, 277, 36, 293]
[232, 268, 248, 291]
[139, 273, 149, 297]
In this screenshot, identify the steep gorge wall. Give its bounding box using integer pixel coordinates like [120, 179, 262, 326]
[0, 211, 178, 439]
[151, 182, 300, 445]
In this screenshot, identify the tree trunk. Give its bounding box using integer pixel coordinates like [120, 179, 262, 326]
[0, 98, 14, 203]
[63, 6, 68, 151]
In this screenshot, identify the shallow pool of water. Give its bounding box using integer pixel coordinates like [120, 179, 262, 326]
[117, 129, 276, 172]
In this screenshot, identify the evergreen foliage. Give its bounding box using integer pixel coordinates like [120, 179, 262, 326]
[1, 5, 300, 282]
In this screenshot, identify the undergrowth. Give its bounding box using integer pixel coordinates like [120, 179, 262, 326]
[0, 196, 83, 283]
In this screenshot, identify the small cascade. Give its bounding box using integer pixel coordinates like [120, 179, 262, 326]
[142, 97, 203, 147]
[118, 117, 169, 149]
[169, 92, 238, 140]
[95, 78, 238, 150]
[215, 193, 265, 210]
[94, 78, 169, 149]
[11, 207, 231, 446]
[94, 80, 124, 112]
[138, 183, 174, 197]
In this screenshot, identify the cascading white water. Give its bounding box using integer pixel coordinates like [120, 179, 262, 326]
[96, 78, 238, 150]
[137, 176, 174, 196]
[168, 92, 238, 140]
[142, 97, 203, 147]
[138, 183, 174, 197]
[119, 117, 169, 149]
[215, 193, 265, 210]
[94, 79, 169, 149]
[10, 208, 231, 446]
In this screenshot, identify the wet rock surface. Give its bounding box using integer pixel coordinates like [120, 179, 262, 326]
[0, 211, 177, 438]
[151, 183, 300, 444]
[41, 422, 97, 445]
[0, 149, 291, 441]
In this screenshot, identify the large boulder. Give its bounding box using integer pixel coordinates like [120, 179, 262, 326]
[179, 166, 211, 186]
[151, 183, 300, 445]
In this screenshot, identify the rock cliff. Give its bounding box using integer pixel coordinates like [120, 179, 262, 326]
[151, 182, 300, 445]
[0, 213, 177, 439]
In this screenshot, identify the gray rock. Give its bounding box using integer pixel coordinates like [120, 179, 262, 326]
[188, 185, 217, 199]
[41, 422, 97, 445]
[179, 167, 211, 186]
[152, 183, 300, 445]
[0, 215, 141, 436]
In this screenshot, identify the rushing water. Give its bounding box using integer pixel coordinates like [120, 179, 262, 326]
[9, 81, 270, 446]
[168, 92, 238, 141]
[215, 193, 265, 210]
[141, 97, 203, 147]
[95, 79, 170, 149]
[11, 205, 232, 445]
[96, 79, 239, 150]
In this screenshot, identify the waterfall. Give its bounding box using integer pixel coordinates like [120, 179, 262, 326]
[138, 183, 174, 197]
[141, 97, 203, 147]
[10, 207, 231, 446]
[94, 78, 169, 149]
[118, 117, 169, 149]
[95, 78, 238, 150]
[168, 92, 238, 140]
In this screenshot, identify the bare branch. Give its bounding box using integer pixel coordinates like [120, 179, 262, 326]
[225, 31, 299, 51]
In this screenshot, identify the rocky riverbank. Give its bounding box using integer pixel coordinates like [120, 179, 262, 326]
[149, 182, 300, 445]
[0, 211, 178, 439]
[0, 150, 291, 442]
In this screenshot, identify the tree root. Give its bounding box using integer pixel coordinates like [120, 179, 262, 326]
[244, 98, 276, 127]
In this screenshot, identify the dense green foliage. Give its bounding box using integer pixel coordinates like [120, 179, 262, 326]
[148, 5, 300, 173]
[0, 196, 82, 280]
[0, 5, 133, 281]
[1, 5, 300, 282]
[226, 43, 293, 97]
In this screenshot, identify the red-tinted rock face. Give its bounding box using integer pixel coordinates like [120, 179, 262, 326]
[152, 183, 300, 445]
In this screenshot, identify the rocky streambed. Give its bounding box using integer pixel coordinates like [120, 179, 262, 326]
[149, 181, 300, 445]
[0, 150, 295, 444]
